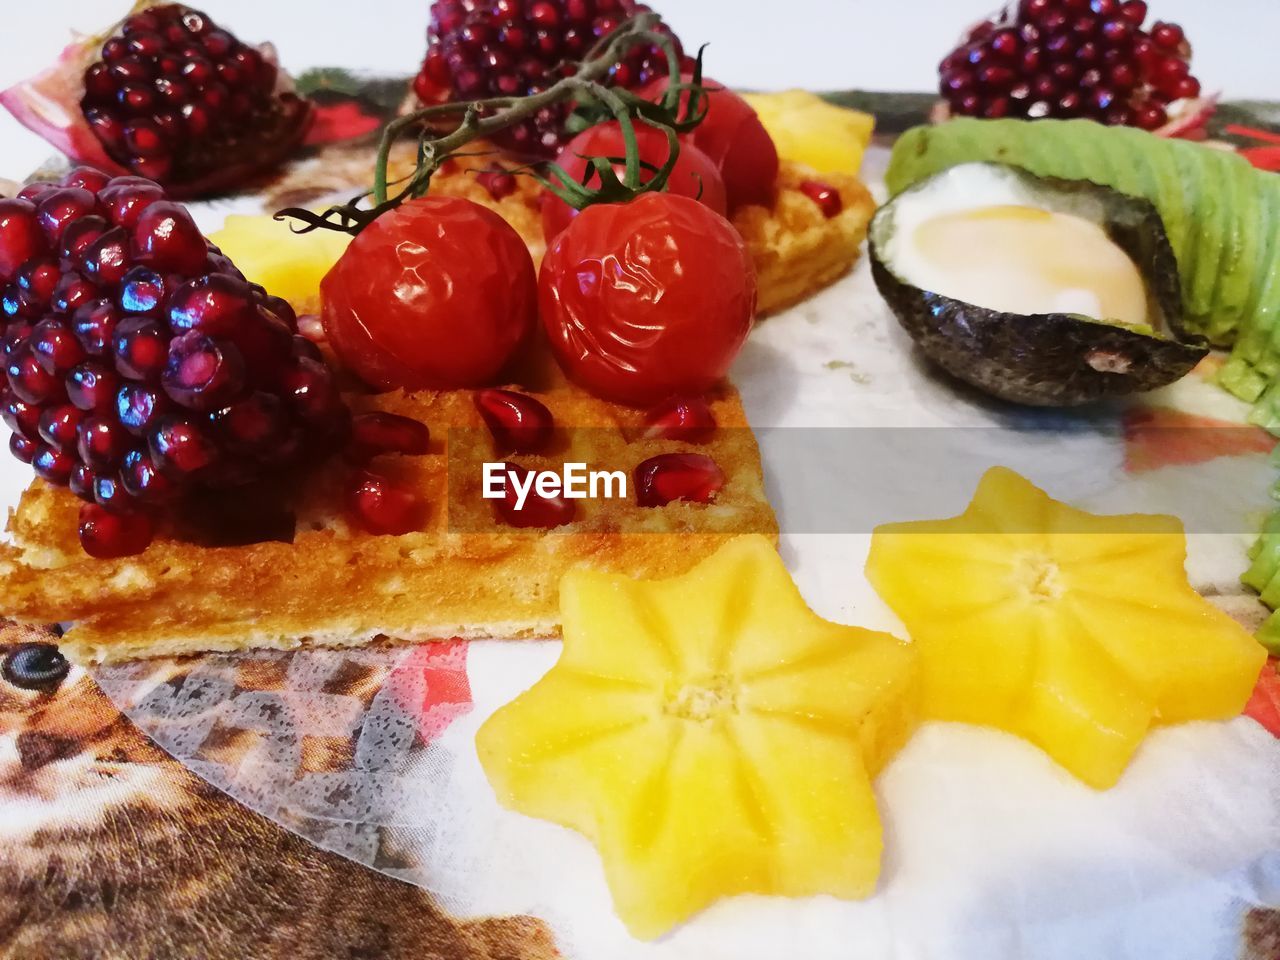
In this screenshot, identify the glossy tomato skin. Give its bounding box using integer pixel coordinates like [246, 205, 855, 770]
[639, 72, 779, 212]
[540, 121, 727, 243]
[321, 196, 537, 391]
[539, 193, 756, 406]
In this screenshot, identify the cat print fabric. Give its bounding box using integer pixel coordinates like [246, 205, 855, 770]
[0, 621, 558, 960]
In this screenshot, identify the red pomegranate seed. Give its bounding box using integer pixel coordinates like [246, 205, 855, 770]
[9, 434, 36, 464]
[162, 331, 245, 411]
[490, 461, 576, 529]
[36, 189, 98, 243]
[477, 169, 518, 200]
[798, 180, 844, 219]
[61, 167, 112, 194]
[642, 396, 717, 444]
[109, 317, 167, 382]
[634, 453, 726, 507]
[78, 502, 154, 558]
[348, 412, 431, 460]
[66, 360, 120, 412]
[76, 416, 131, 470]
[2, 391, 41, 439]
[7, 348, 64, 404]
[132, 202, 207, 274]
[115, 383, 170, 436]
[148, 416, 218, 475]
[0, 200, 48, 280]
[37, 404, 85, 451]
[347, 469, 425, 535]
[120, 448, 176, 502]
[98, 179, 165, 229]
[70, 462, 98, 500]
[474, 388, 554, 454]
[30, 318, 86, 375]
[33, 444, 75, 485]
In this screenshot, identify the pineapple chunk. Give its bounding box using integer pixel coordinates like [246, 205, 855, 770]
[477, 534, 919, 939]
[867, 467, 1267, 789]
[208, 214, 350, 315]
[742, 90, 875, 175]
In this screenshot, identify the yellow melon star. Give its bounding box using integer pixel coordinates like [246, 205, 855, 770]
[742, 90, 875, 175]
[209, 213, 351, 315]
[867, 467, 1267, 789]
[476, 534, 919, 939]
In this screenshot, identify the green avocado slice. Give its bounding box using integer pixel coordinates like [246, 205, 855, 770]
[870, 162, 1207, 407]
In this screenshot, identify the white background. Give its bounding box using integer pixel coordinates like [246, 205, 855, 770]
[1, 0, 1276, 179]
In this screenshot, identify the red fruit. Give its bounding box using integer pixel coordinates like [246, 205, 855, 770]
[638, 72, 779, 212]
[78, 502, 154, 558]
[938, 1, 1202, 132]
[540, 192, 755, 406]
[0, 5, 312, 198]
[798, 180, 844, 219]
[414, 0, 681, 159]
[33, 444, 75, 485]
[347, 469, 425, 535]
[347, 412, 432, 460]
[489, 461, 576, 529]
[37, 404, 85, 451]
[633, 452, 725, 507]
[132, 202, 207, 274]
[540, 121, 727, 242]
[0, 200, 49, 280]
[322, 196, 537, 391]
[473, 389, 554, 454]
[9, 434, 36, 464]
[642, 396, 716, 444]
[0, 171, 367, 558]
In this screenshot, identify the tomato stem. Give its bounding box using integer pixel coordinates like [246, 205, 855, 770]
[277, 14, 707, 236]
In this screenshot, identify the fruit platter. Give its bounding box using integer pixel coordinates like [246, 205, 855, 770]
[0, 1, 1278, 958]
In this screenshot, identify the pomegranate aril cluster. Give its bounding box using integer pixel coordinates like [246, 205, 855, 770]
[79, 3, 309, 191]
[414, 0, 682, 158]
[0, 169, 350, 558]
[939, 0, 1200, 130]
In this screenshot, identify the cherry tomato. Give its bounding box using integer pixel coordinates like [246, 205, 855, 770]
[639, 72, 779, 213]
[321, 196, 536, 390]
[540, 120, 726, 242]
[539, 192, 756, 406]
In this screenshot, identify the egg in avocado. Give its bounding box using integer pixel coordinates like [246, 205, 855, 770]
[869, 162, 1207, 406]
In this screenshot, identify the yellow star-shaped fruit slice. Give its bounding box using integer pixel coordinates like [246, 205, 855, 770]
[476, 534, 919, 939]
[867, 467, 1266, 789]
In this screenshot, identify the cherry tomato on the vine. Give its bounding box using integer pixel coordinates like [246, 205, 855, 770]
[540, 120, 727, 242]
[539, 192, 756, 406]
[321, 196, 537, 391]
[638, 72, 779, 213]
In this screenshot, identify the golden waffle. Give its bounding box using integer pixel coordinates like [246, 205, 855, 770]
[0, 361, 776, 664]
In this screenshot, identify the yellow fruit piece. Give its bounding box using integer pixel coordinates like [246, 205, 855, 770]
[742, 90, 875, 175]
[477, 534, 919, 939]
[208, 214, 351, 315]
[867, 467, 1267, 789]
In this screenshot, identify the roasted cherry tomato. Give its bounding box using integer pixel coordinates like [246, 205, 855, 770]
[321, 196, 537, 390]
[639, 72, 779, 212]
[539, 192, 756, 406]
[540, 120, 726, 242]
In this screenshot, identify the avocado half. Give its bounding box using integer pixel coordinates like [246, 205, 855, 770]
[869, 161, 1207, 407]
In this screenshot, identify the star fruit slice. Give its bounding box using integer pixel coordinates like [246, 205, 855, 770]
[867, 467, 1267, 789]
[476, 534, 920, 940]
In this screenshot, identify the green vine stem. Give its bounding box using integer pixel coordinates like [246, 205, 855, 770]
[278, 14, 708, 236]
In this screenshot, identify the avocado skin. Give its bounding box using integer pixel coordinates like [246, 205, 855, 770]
[870, 166, 1207, 407]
